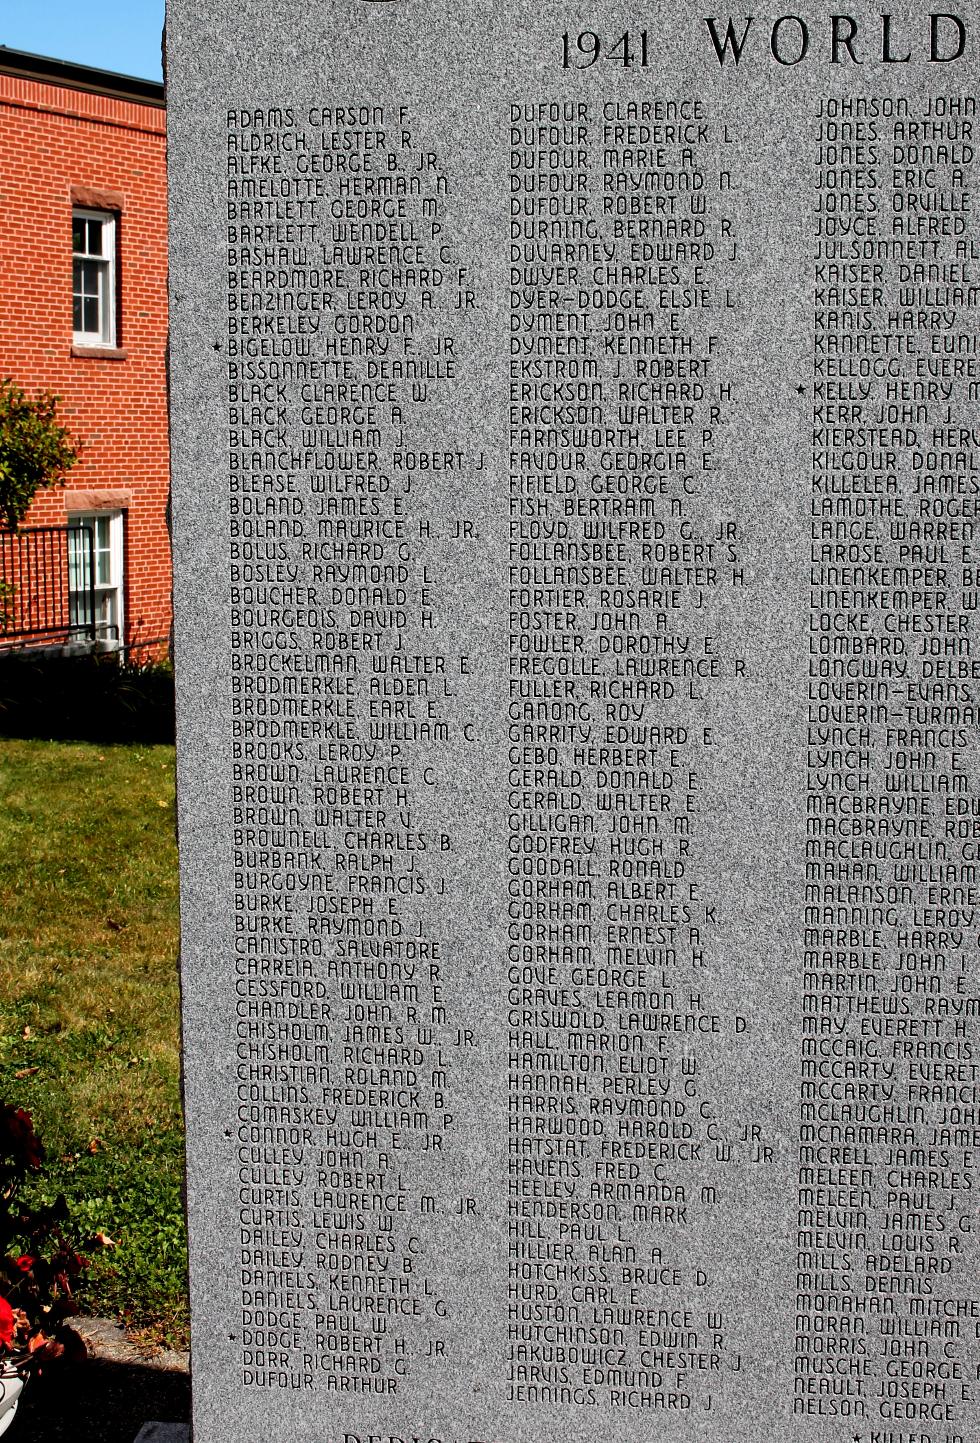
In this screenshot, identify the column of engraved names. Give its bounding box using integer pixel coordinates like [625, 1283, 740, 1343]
[798, 90, 980, 1429]
[506, 94, 749, 1418]
[226, 105, 327, 1396]
[225, 103, 471, 1396]
[596, 94, 750, 1412]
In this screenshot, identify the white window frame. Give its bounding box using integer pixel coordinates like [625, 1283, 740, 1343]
[67, 511, 125, 649]
[72, 208, 117, 348]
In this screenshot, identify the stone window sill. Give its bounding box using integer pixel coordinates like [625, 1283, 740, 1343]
[71, 345, 128, 361]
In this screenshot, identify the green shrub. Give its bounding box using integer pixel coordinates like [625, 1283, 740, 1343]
[0, 382, 80, 532]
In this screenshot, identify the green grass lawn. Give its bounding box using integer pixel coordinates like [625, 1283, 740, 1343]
[0, 739, 187, 1350]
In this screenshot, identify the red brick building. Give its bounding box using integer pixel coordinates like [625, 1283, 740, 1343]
[0, 47, 169, 657]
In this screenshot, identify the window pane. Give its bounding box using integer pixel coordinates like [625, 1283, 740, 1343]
[68, 517, 122, 645]
[69, 592, 93, 631]
[96, 518, 111, 583]
[67, 530, 92, 592]
[95, 590, 118, 640]
[72, 215, 114, 343]
[96, 529, 111, 585]
[74, 258, 106, 337]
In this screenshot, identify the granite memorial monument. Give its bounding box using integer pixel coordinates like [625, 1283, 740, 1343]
[167, 1, 980, 1438]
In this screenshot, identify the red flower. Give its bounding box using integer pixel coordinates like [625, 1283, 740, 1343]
[13, 1257, 33, 1273]
[0, 1297, 14, 1348]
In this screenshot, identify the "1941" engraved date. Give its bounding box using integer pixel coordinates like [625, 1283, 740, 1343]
[561, 30, 651, 67]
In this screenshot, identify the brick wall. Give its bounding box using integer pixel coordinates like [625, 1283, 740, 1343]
[0, 70, 170, 658]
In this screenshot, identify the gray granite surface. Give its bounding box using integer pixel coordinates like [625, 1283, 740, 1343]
[168, 1, 980, 1439]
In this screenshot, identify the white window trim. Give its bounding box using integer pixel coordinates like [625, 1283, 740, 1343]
[67, 510, 125, 649]
[72, 208, 117, 348]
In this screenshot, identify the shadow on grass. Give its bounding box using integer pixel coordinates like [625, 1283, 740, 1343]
[0, 652, 175, 744]
[17, 1356, 190, 1443]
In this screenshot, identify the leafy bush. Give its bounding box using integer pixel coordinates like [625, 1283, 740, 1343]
[0, 1105, 90, 1374]
[0, 383, 80, 533]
